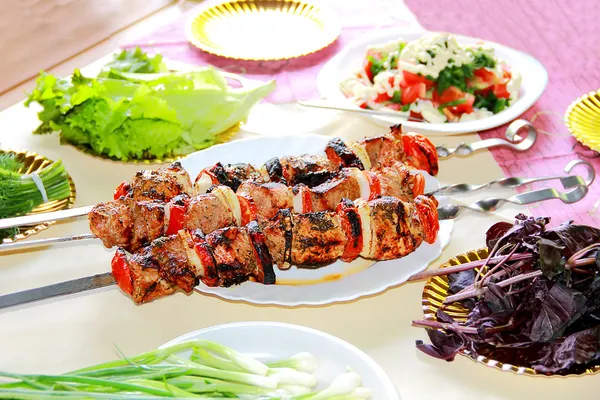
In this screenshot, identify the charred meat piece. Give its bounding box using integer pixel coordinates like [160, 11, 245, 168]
[377, 162, 425, 201]
[149, 232, 200, 293]
[130, 162, 193, 202]
[130, 201, 167, 251]
[308, 170, 361, 212]
[183, 193, 236, 235]
[325, 137, 365, 169]
[355, 135, 402, 170]
[237, 181, 293, 220]
[89, 199, 133, 249]
[291, 211, 346, 268]
[368, 196, 424, 260]
[258, 209, 293, 269]
[205, 226, 268, 287]
[200, 162, 267, 191]
[276, 155, 339, 187]
[125, 248, 176, 304]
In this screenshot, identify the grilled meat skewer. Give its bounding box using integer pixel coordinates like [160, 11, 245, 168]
[90, 161, 426, 252]
[112, 127, 437, 204]
[111, 195, 439, 304]
[195, 125, 438, 192]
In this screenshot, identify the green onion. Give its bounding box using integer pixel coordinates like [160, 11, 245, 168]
[0, 155, 71, 240]
[0, 339, 372, 398]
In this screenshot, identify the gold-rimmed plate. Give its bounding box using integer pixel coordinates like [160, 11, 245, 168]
[186, 0, 341, 61]
[565, 89, 600, 153]
[421, 248, 600, 376]
[1, 149, 77, 245]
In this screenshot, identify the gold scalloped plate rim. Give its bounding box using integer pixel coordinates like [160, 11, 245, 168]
[421, 247, 600, 377]
[66, 122, 242, 165]
[564, 89, 600, 153]
[185, 0, 341, 61]
[1, 149, 77, 244]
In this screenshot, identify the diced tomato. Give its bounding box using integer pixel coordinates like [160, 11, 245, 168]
[386, 103, 402, 111]
[237, 194, 257, 225]
[402, 83, 426, 105]
[473, 68, 497, 84]
[439, 86, 464, 104]
[192, 238, 218, 287]
[166, 203, 187, 235]
[493, 83, 510, 99]
[302, 186, 313, 213]
[367, 172, 381, 200]
[113, 181, 130, 200]
[111, 249, 133, 296]
[439, 87, 475, 114]
[403, 71, 434, 88]
[374, 92, 391, 103]
[363, 59, 374, 82]
[363, 50, 383, 83]
[502, 68, 512, 81]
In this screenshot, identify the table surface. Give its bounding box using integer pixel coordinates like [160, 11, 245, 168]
[0, 2, 597, 400]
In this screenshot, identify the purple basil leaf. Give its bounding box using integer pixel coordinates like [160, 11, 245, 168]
[528, 282, 587, 342]
[533, 326, 600, 373]
[538, 238, 566, 280]
[486, 221, 513, 249]
[447, 269, 475, 295]
[546, 222, 600, 255]
[436, 309, 456, 323]
[484, 282, 512, 312]
[415, 329, 465, 361]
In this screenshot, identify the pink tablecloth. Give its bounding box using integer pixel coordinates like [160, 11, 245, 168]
[126, 0, 600, 226]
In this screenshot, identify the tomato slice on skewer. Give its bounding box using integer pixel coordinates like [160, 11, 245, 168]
[113, 181, 130, 200]
[111, 249, 133, 295]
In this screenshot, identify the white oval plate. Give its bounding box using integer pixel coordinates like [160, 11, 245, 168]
[160, 321, 400, 399]
[180, 134, 453, 306]
[317, 29, 548, 135]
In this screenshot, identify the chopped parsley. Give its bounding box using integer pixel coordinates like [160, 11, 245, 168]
[391, 90, 402, 104]
[474, 91, 509, 113]
[436, 64, 475, 94]
[368, 56, 387, 79]
[402, 104, 411, 112]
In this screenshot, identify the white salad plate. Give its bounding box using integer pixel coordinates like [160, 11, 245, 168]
[317, 29, 548, 135]
[160, 321, 400, 398]
[180, 133, 453, 306]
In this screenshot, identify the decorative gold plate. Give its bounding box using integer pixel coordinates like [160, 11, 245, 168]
[1, 149, 77, 245]
[564, 89, 600, 153]
[422, 248, 600, 376]
[186, 0, 341, 61]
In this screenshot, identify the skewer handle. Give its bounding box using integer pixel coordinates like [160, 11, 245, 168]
[0, 233, 97, 252]
[0, 205, 94, 230]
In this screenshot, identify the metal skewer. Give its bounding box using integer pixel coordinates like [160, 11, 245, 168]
[0, 205, 93, 230]
[429, 159, 595, 196]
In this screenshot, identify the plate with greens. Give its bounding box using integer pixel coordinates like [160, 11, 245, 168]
[317, 30, 547, 134]
[0, 322, 398, 398]
[161, 322, 400, 398]
[0, 149, 75, 244]
[25, 48, 276, 163]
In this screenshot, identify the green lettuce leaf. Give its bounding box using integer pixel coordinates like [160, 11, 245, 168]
[26, 59, 275, 160]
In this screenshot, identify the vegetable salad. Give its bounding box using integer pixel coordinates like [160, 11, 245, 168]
[341, 33, 521, 123]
